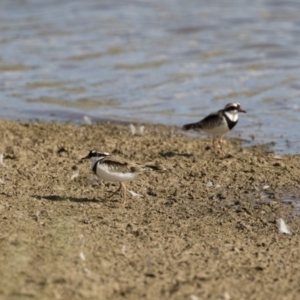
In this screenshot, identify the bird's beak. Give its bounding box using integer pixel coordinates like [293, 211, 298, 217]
[238, 108, 246, 113]
[81, 155, 90, 160]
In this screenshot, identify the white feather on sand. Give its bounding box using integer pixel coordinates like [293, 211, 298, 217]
[83, 115, 92, 125]
[277, 218, 291, 235]
[129, 124, 145, 136]
[128, 190, 143, 198]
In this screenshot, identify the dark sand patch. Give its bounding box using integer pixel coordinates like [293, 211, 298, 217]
[0, 120, 300, 300]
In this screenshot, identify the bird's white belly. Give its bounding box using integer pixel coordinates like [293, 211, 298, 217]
[203, 123, 229, 135]
[96, 164, 138, 182]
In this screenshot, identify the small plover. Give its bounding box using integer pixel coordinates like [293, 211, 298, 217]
[81, 150, 163, 204]
[182, 102, 246, 153]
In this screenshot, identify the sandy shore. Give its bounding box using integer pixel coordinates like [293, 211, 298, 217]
[0, 120, 300, 300]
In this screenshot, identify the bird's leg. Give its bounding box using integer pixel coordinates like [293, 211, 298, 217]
[107, 182, 123, 199]
[218, 136, 227, 156]
[121, 183, 127, 206]
[212, 137, 217, 154]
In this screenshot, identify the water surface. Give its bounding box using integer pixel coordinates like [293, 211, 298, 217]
[1, 0, 300, 153]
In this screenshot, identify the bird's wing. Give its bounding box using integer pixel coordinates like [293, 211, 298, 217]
[100, 156, 142, 173]
[199, 111, 224, 130]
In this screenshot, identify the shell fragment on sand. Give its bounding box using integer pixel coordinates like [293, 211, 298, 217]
[71, 171, 79, 180]
[79, 251, 86, 261]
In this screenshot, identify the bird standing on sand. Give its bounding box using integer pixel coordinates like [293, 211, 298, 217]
[81, 150, 163, 205]
[182, 102, 246, 154]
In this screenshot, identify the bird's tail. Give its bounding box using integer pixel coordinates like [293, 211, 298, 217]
[182, 122, 200, 130]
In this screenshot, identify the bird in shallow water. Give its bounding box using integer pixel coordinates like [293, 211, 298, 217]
[81, 150, 163, 205]
[182, 102, 246, 154]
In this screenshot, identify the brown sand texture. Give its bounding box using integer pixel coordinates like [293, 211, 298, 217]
[0, 120, 300, 300]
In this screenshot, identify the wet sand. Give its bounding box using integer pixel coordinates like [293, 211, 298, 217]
[0, 120, 300, 300]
